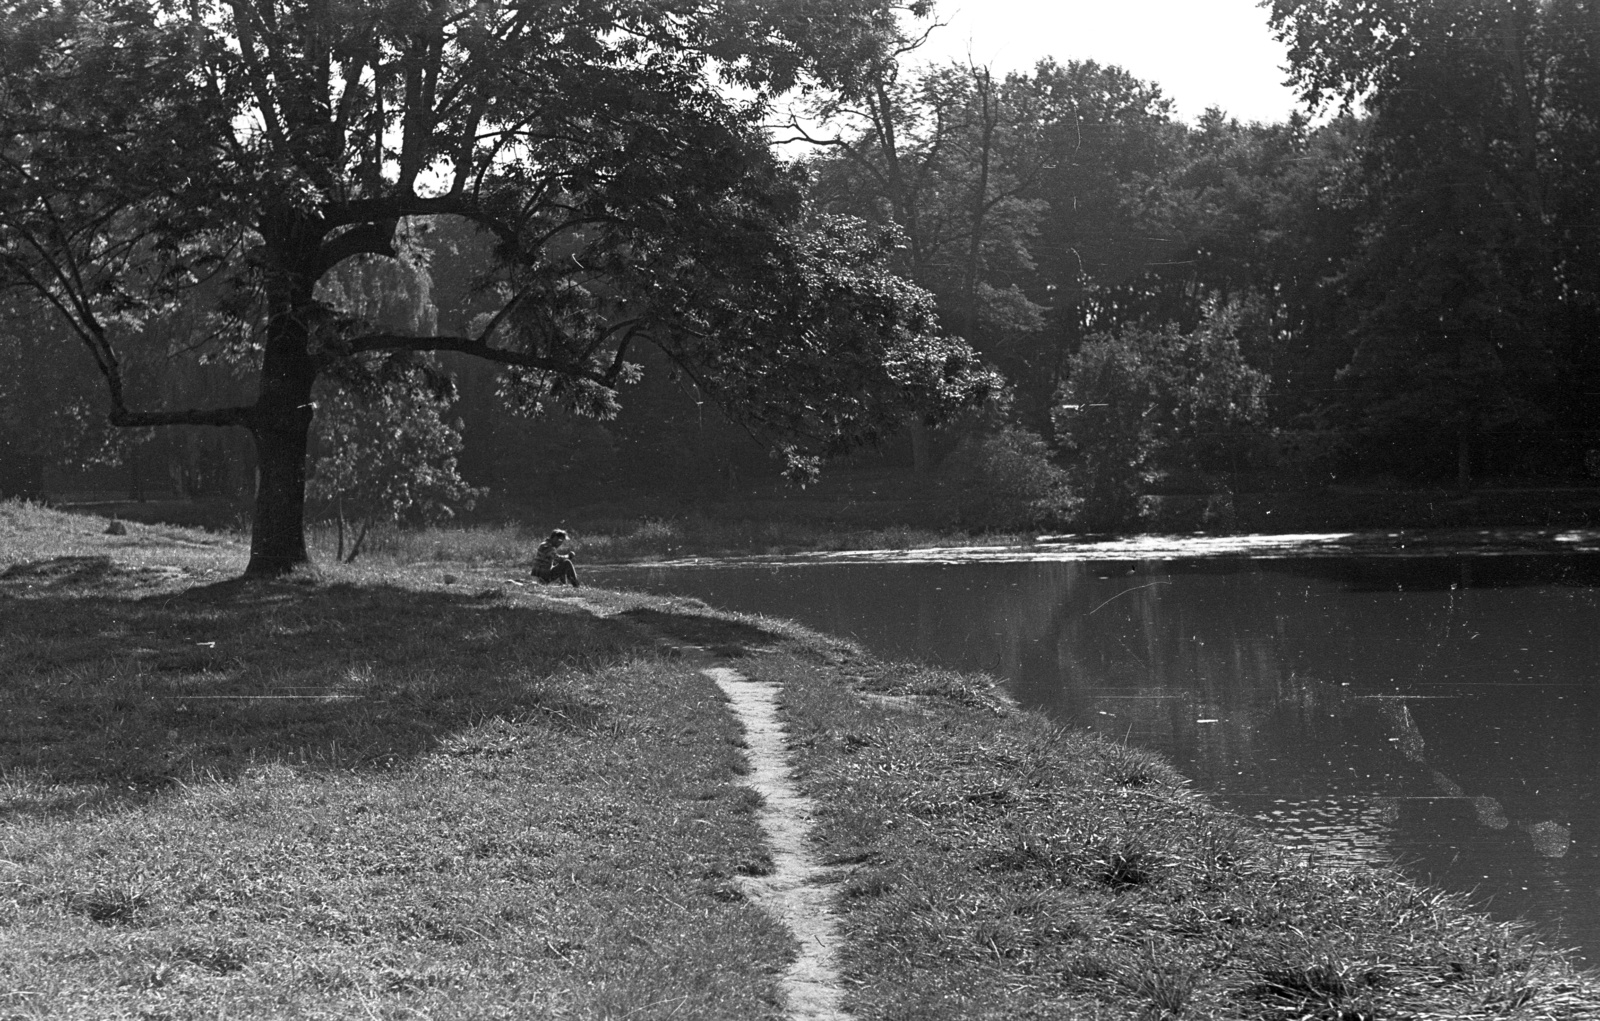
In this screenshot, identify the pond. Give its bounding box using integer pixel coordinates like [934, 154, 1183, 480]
[589, 538, 1600, 963]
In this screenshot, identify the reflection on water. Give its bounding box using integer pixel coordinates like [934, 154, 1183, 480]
[591, 553, 1600, 962]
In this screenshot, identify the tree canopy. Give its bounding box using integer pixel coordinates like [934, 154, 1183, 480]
[0, 0, 997, 573]
[5, 0, 1597, 540]
[1269, 0, 1600, 484]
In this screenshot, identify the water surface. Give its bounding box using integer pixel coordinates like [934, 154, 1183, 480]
[590, 549, 1600, 961]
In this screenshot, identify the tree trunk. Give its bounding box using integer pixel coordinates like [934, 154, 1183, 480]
[244, 266, 321, 577]
[247, 410, 315, 575]
[1457, 427, 1473, 493]
[346, 519, 371, 564]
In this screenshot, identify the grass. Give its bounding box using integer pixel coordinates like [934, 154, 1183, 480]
[4, 499, 1598, 1019]
[765, 653, 1599, 1019]
[304, 516, 1026, 568]
[0, 503, 795, 1019]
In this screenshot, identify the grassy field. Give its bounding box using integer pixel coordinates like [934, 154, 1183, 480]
[2, 500, 1596, 1019]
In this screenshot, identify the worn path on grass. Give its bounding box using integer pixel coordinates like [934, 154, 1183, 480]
[704, 664, 847, 1021]
[553, 589, 851, 1021]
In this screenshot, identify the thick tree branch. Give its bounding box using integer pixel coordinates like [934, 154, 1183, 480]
[451, 101, 489, 195]
[397, 23, 445, 193]
[602, 325, 640, 385]
[316, 219, 398, 274]
[227, 0, 290, 151]
[333, 49, 371, 157]
[582, 315, 642, 360]
[321, 193, 468, 227]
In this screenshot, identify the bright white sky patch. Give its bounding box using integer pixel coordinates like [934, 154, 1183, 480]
[909, 0, 1304, 125]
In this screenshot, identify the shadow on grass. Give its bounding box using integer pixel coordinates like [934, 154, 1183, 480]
[616, 606, 782, 658]
[0, 565, 654, 816]
[1, 554, 186, 591]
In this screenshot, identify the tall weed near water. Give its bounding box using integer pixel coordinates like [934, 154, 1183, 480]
[577, 517, 688, 558]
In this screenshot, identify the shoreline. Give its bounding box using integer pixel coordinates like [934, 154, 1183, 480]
[581, 524, 1600, 569]
[586, 530, 1600, 976]
[23, 484, 1600, 566]
[3, 501, 1598, 1018]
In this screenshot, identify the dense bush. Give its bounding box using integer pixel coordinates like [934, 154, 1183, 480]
[1054, 298, 1270, 531]
[944, 427, 1078, 533]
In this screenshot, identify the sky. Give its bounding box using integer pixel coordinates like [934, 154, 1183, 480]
[907, 0, 1306, 125]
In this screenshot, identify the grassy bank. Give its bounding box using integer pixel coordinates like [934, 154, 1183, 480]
[0, 503, 794, 1018]
[774, 654, 1596, 1018]
[2, 500, 1596, 1019]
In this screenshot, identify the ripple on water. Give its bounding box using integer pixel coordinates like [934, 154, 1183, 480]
[1253, 795, 1403, 869]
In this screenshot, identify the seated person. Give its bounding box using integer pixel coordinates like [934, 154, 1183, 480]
[531, 528, 580, 587]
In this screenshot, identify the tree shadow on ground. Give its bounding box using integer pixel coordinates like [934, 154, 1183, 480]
[0, 563, 656, 816]
[615, 606, 783, 658]
[0, 553, 186, 591]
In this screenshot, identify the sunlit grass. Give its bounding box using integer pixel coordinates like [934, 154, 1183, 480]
[0, 504, 794, 1018]
[5, 499, 1597, 1019]
[765, 651, 1600, 1020]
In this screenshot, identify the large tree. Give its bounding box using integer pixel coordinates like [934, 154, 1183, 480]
[0, 0, 996, 575]
[803, 56, 1053, 470]
[1269, 0, 1600, 485]
[804, 57, 1192, 445]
